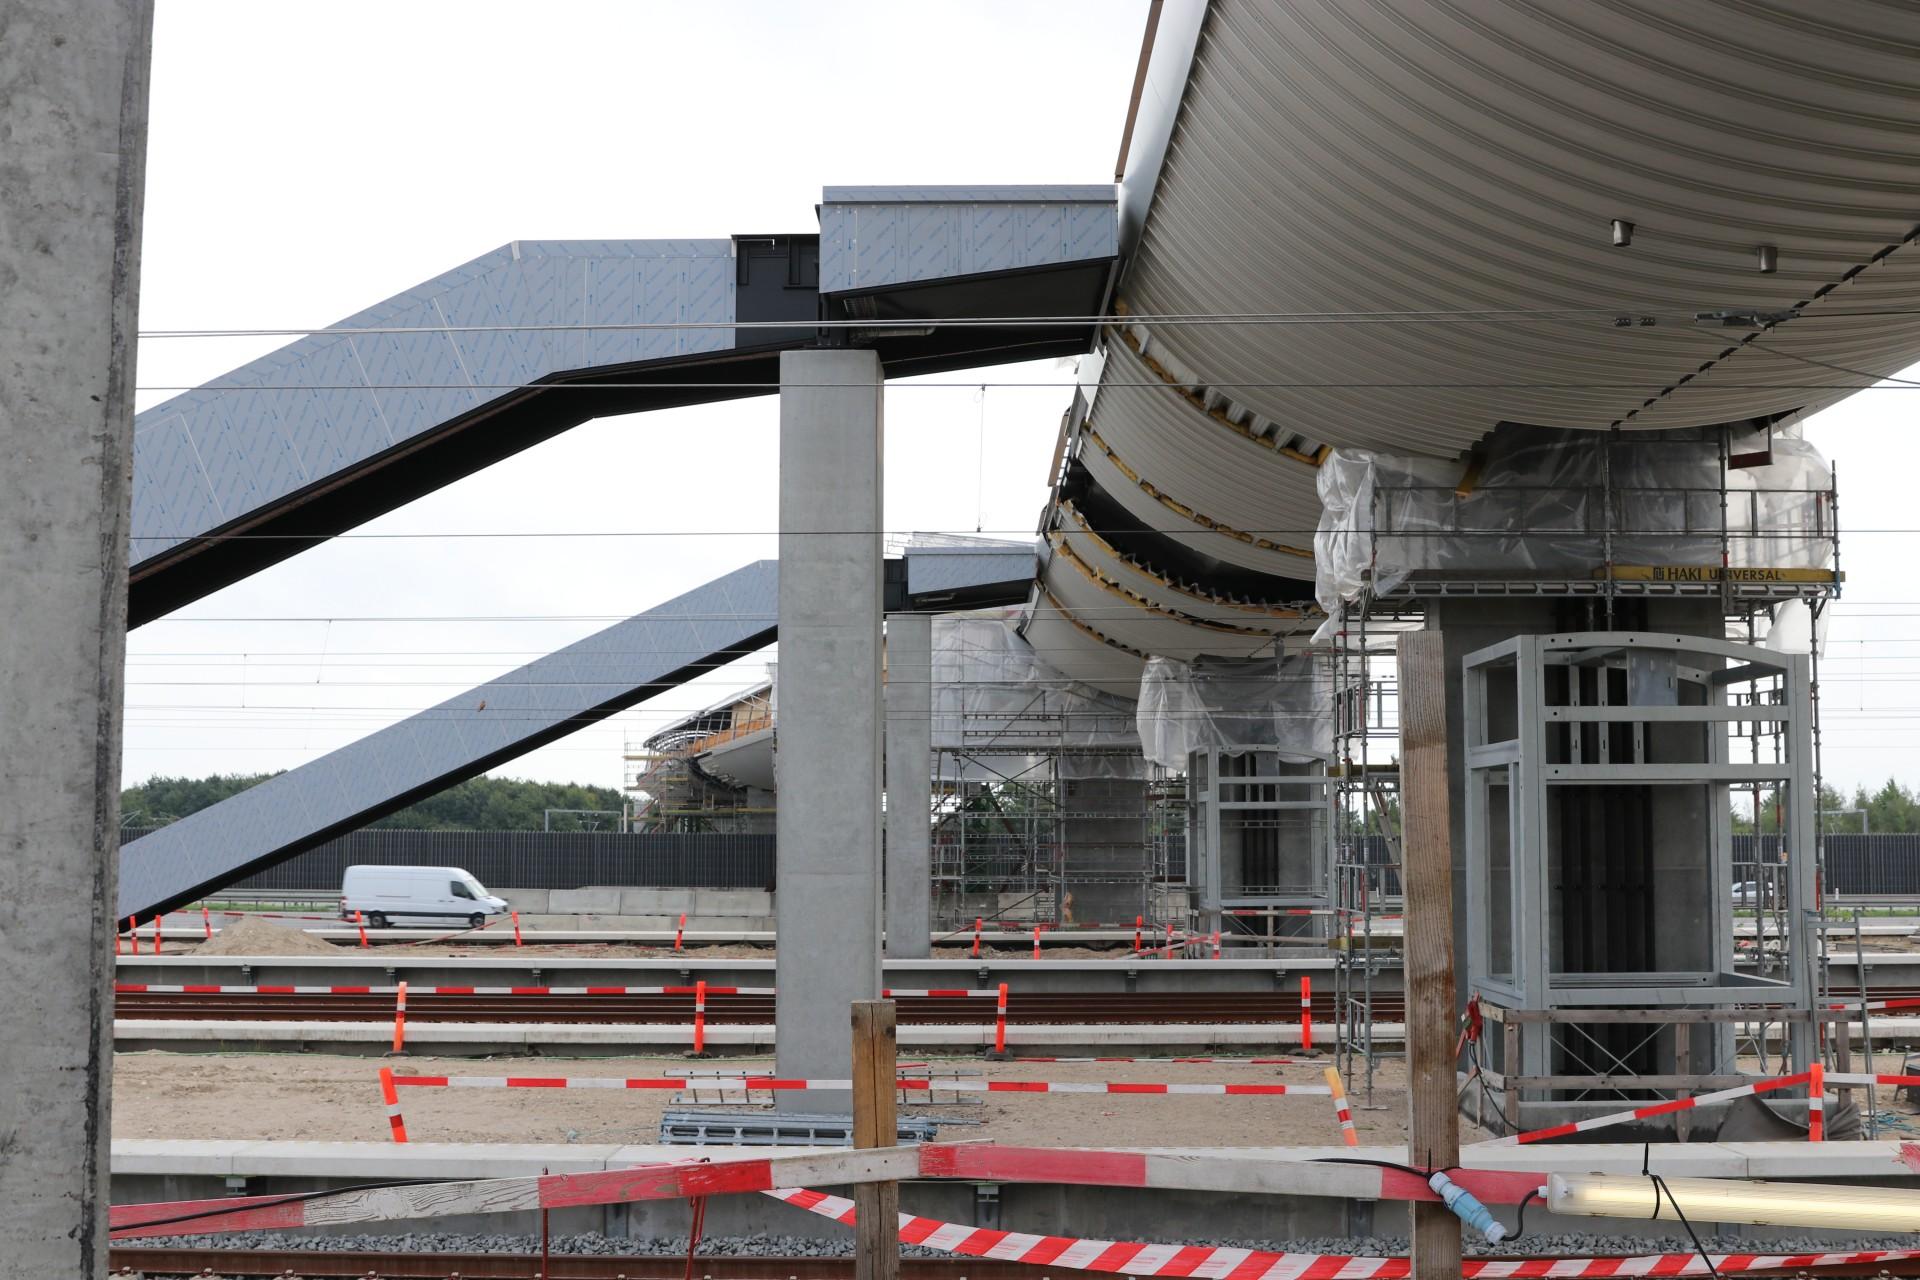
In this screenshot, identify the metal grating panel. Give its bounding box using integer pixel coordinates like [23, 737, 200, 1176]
[819, 186, 1117, 294]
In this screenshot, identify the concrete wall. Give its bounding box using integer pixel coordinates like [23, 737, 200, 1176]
[773, 349, 885, 1105]
[0, 3, 151, 1273]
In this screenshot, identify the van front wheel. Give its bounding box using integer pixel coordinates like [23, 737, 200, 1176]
[469, 913, 486, 930]
[367, 913, 388, 930]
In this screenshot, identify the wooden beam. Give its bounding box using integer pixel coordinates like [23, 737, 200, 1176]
[1397, 631, 1461, 1277]
[853, 999, 900, 1280]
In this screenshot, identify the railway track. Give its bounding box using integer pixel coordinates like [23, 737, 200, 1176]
[106, 1247, 1920, 1279]
[113, 990, 1371, 1025]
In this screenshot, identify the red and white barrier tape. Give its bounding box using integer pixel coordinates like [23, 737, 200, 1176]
[115, 982, 775, 996]
[1483, 1071, 1812, 1147]
[765, 1186, 1919, 1279]
[387, 1074, 1331, 1096]
[1004, 1057, 1298, 1065]
[881, 988, 998, 998]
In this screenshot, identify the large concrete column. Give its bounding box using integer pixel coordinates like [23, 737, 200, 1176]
[774, 349, 884, 1106]
[0, 3, 151, 1274]
[884, 612, 933, 957]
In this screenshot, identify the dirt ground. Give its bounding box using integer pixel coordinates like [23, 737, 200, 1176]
[111, 1052, 1456, 1148]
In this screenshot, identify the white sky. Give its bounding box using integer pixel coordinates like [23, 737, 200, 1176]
[127, 0, 1920, 802]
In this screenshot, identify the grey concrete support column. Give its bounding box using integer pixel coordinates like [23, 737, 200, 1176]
[884, 613, 933, 957]
[0, 3, 151, 1274]
[774, 349, 884, 1105]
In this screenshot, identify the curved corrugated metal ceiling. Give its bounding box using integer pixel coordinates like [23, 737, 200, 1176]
[1034, 0, 1920, 691]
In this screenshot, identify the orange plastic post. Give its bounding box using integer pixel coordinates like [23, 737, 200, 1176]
[676, 911, 686, 953]
[693, 978, 707, 1055]
[1300, 974, 1313, 1051]
[355, 910, 369, 948]
[378, 1066, 409, 1143]
[512, 910, 524, 946]
[994, 982, 1008, 1054]
[202, 905, 213, 939]
[151, 915, 162, 955]
[1134, 914, 1143, 955]
[1031, 925, 1041, 960]
[1212, 930, 1222, 960]
[391, 981, 408, 1053]
[971, 917, 982, 958]
[127, 916, 139, 956]
[1325, 1065, 1360, 1147]
[1808, 1061, 1825, 1142]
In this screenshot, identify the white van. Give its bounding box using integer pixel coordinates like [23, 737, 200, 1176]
[340, 865, 508, 929]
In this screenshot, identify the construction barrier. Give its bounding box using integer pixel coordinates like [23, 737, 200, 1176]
[390, 981, 407, 1053]
[1481, 1071, 1813, 1146]
[764, 1185, 1920, 1280]
[1001, 1057, 1299, 1065]
[692, 978, 707, 1055]
[386, 1074, 1332, 1095]
[995, 981, 1008, 1053]
[116, 982, 778, 995]
[1299, 975, 1313, 1051]
[1809, 1061, 1825, 1142]
[1325, 1066, 1358, 1147]
[377, 1065, 408, 1143]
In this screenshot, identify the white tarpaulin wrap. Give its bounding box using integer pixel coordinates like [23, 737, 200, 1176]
[932, 610, 1145, 779]
[1313, 426, 1835, 627]
[1136, 653, 1334, 771]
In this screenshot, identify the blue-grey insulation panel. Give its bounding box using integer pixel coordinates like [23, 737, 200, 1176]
[818, 186, 1116, 294]
[117, 559, 778, 918]
[131, 240, 736, 568]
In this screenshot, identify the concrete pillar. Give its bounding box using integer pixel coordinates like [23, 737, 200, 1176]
[774, 349, 884, 1107]
[0, 3, 151, 1273]
[884, 613, 933, 957]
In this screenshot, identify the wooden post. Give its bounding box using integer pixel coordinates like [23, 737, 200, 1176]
[1397, 632, 1460, 1278]
[852, 999, 899, 1280]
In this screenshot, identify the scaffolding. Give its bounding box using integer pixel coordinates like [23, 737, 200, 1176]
[625, 679, 776, 834]
[1329, 597, 1409, 1103]
[929, 733, 1180, 931]
[1317, 423, 1842, 1127]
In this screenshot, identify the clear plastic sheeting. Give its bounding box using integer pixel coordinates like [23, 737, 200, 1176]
[1136, 653, 1334, 771]
[1313, 425, 1836, 623]
[931, 610, 1146, 779]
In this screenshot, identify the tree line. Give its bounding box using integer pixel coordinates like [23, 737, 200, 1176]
[121, 773, 627, 832]
[1735, 779, 1920, 835]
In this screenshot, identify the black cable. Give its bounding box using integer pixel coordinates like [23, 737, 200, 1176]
[1644, 1142, 1719, 1278]
[1507, 1188, 1539, 1243]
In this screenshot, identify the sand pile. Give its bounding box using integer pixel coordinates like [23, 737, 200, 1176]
[192, 916, 339, 957]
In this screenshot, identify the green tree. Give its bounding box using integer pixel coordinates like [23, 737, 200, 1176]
[122, 773, 624, 832]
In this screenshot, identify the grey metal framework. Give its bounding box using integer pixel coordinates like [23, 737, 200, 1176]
[1186, 748, 1331, 938]
[1463, 632, 1820, 1114]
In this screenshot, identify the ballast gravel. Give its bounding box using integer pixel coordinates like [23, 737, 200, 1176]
[121, 1227, 1920, 1260]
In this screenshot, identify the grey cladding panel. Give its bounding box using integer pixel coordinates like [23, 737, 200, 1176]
[130, 241, 737, 569]
[819, 187, 1117, 294]
[117, 560, 779, 918]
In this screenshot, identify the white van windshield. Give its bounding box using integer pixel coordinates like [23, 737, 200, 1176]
[465, 876, 491, 898]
